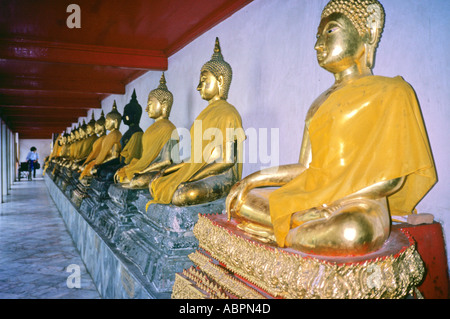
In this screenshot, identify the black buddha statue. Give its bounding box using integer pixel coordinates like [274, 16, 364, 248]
[96, 89, 144, 181]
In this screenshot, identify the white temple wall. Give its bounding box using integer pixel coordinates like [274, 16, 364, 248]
[74, 0, 450, 265]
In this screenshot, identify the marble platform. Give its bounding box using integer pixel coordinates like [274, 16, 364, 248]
[44, 170, 226, 298]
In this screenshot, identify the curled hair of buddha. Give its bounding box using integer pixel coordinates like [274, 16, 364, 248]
[87, 112, 96, 130]
[106, 100, 122, 123]
[80, 119, 87, 132]
[201, 37, 232, 100]
[321, 0, 385, 45]
[96, 110, 106, 126]
[149, 72, 173, 113]
[123, 89, 143, 125]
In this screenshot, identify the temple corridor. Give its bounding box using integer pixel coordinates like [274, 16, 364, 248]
[0, 178, 100, 299]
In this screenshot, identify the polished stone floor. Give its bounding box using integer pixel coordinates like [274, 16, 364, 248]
[0, 178, 100, 299]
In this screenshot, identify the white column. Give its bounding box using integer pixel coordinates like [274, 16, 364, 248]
[1, 120, 7, 200]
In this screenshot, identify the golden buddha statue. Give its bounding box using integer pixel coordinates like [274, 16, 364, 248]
[71, 114, 99, 171]
[115, 73, 179, 188]
[226, 0, 436, 256]
[66, 121, 87, 169]
[61, 130, 76, 168]
[43, 133, 63, 175]
[53, 132, 69, 165]
[78, 111, 106, 172]
[79, 102, 123, 180]
[147, 38, 245, 208]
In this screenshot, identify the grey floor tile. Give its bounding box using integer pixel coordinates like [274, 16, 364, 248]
[0, 180, 101, 299]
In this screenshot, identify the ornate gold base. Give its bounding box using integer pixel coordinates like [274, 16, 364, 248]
[171, 214, 425, 299]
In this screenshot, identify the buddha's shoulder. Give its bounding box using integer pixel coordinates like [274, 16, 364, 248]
[366, 75, 413, 91]
[206, 99, 242, 121]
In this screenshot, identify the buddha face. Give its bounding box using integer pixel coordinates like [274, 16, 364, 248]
[315, 12, 365, 74]
[105, 117, 114, 131]
[197, 70, 222, 101]
[79, 129, 86, 139]
[146, 95, 163, 119]
[95, 122, 104, 135]
[86, 124, 94, 136]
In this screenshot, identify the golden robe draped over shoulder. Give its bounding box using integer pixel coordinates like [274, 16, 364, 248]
[148, 99, 244, 207]
[116, 119, 177, 182]
[77, 135, 98, 160]
[82, 135, 105, 167]
[119, 131, 144, 165]
[269, 76, 437, 247]
[68, 142, 77, 160]
[79, 130, 122, 179]
[49, 136, 63, 159]
[43, 136, 63, 175]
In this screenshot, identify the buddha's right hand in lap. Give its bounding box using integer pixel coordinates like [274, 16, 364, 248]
[226, 163, 307, 220]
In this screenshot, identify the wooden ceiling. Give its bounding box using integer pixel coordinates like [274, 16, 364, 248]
[0, 0, 253, 139]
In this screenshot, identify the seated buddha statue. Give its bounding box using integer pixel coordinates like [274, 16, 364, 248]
[78, 111, 106, 172]
[147, 38, 245, 208]
[71, 114, 99, 171]
[79, 102, 123, 180]
[43, 133, 63, 175]
[96, 90, 144, 181]
[226, 0, 437, 256]
[66, 121, 87, 169]
[54, 132, 70, 166]
[61, 130, 76, 168]
[115, 73, 179, 188]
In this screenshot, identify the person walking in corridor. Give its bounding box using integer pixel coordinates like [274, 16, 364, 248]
[26, 146, 39, 180]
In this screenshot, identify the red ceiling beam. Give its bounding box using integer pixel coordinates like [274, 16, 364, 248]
[0, 76, 125, 94]
[18, 131, 62, 139]
[0, 107, 88, 118]
[13, 126, 70, 132]
[0, 96, 99, 109]
[0, 38, 168, 70]
[6, 117, 80, 123]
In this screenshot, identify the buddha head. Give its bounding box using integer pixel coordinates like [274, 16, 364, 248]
[62, 132, 68, 145]
[146, 72, 173, 120]
[95, 110, 106, 135]
[316, 0, 385, 74]
[123, 89, 142, 127]
[86, 113, 96, 136]
[198, 37, 232, 102]
[79, 120, 87, 139]
[75, 126, 81, 140]
[57, 133, 63, 147]
[69, 130, 75, 143]
[105, 100, 122, 131]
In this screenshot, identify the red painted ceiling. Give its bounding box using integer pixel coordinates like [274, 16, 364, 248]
[0, 0, 253, 139]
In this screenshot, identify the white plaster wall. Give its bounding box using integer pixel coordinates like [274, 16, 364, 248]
[19, 139, 52, 177]
[73, 0, 450, 265]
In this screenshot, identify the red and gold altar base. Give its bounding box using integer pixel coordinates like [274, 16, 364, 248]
[171, 214, 426, 299]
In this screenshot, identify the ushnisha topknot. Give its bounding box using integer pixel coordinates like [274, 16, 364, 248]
[200, 37, 232, 100]
[80, 119, 87, 132]
[88, 112, 96, 126]
[106, 100, 122, 121]
[321, 0, 385, 42]
[148, 72, 174, 110]
[96, 110, 105, 126]
[123, 89, 143, 125]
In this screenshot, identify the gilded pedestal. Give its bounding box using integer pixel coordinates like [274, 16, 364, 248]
[172, 214, 425, 299]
